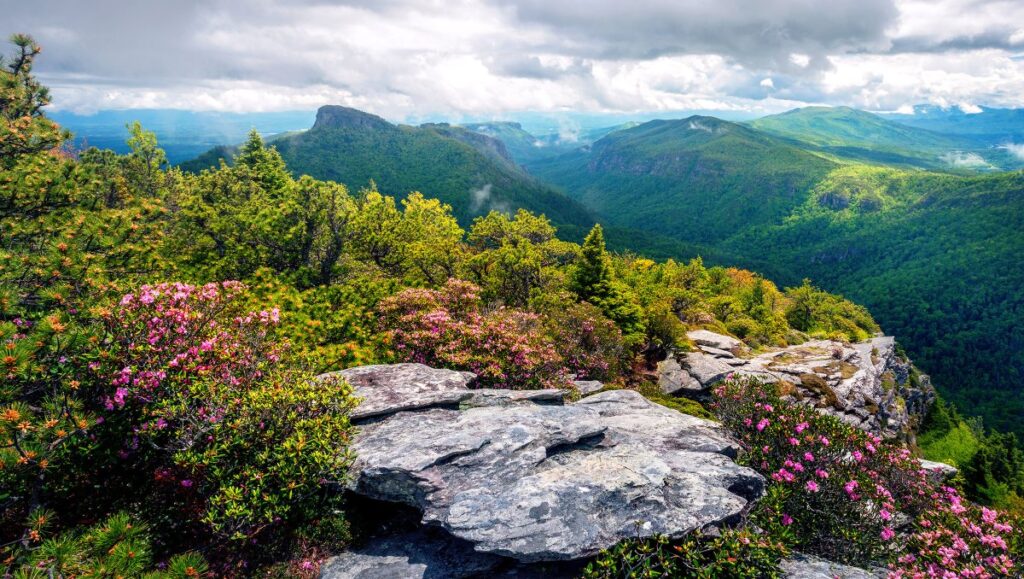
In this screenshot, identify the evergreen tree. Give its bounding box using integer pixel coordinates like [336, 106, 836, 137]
[570, 224, 645, 340]
[235, 128, 290, 191]
[0, 34, 68, 167]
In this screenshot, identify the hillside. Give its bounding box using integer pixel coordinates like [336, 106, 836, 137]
[182, 105, 594, 227]
[748, 106, 971, 169]
[528, 115, 837, 243]
[719, 166, 1024, 435]
[518, 113, 1024, 437]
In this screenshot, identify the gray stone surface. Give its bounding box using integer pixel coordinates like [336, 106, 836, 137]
[334, 364, 477, 421]
[687, 329, 743, 352]
[341, 364, 763, 563]
[572, 380, 604, 396]
[680, 352, 735, 388]
[318, 528, 581, 578]
[662, 335, 934, 439]
[919, 459, 958, 480]
[781, 553, 884, 578]
[656, 356, 702, 395]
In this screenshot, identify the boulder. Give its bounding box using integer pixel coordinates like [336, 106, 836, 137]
[336, 364, 476, 422]
[572, 380, 604, 396]
[656, 356, 702, 395]
[781, 553, 884, 578]
[687, 329, 743, 352]
[341, 364, 763, 563]
[680, 352, 735, 388]
[919, 459, 958, 481]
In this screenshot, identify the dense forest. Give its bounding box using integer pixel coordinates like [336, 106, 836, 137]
[529, 114, 1024, 442]
[3, 35, 1023, 577]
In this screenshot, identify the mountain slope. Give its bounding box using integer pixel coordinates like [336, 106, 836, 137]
[524, 114, 1024, 436]
[718, 166, 1024, 435]
[529, 115, 837, 243]
[748, 106, 970, 169]
[182, 106, 594, 227]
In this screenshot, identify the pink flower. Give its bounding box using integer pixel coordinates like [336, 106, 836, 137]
[881, 527, 895, 541]
[844, 480, 860, 499]
[756, 418, 770, 432]
[795, 422, 809, 433]
[880, 509, 892, 521]
[804, 452, 815, 462]
[181, 479, 193, 488]
[781, 513, 793, 526]
[819, 436, 830, 446]
[806, 480, 820, 492]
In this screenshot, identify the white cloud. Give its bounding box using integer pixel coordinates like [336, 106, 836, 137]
[1000, 143, 1024, 160]
[5, 0, 1024, 117]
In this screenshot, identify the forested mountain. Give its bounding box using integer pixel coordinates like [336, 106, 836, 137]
[748, 106, 978, 170]
[524, 113, 1024, 438]
[528, 116, 837, 243]
[182, 105, 594, 227]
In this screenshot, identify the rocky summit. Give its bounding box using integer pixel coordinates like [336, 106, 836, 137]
[321, 363, 764, 573]
[658, 331, 935, 439]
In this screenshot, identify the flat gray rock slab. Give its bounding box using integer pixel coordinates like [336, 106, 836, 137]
[572, 380, 604, 396]
[919, 459, 958, 480]
[781, 553, 884, 578]
[687, 329, 743, 352]
[334, 364, 477, 421]
[341, 364, 763, 563]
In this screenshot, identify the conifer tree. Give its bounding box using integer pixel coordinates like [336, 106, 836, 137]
[235, 128, 290, 191]
[570, 224, 645, 340]
[0, 34, 68, 167]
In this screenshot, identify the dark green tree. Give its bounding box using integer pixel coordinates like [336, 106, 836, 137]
[570, 224, 645, 341]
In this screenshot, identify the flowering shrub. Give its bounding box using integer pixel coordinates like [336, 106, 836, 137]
[378, 279, 569, 389]
[582, 528, 787, 578]
[97, 281, 357, 542]
[531, 291, 626, 381]
[712, 378, 1018, 576]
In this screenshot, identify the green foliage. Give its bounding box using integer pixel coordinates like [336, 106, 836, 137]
[784, 279, 878, 342]
[582, 529, 787, 579]
[5, 512, 208, 578]
[0, 34, 69, 166]
[570, 225, 645, 341]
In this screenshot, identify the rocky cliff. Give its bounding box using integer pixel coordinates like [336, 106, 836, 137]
[658, 330, 935, 441]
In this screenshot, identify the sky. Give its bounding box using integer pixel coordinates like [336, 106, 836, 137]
[9, 0, 1024, 121]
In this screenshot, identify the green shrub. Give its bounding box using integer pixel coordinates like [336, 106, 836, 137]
[582, 529, 786, 578]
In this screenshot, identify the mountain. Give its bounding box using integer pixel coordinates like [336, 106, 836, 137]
[524, 113, 1024, 438]
[528, 115, 837, 243]
[459, 121, 640, 165]
[885, 105, 1024, 169]
[182, 105, 594, 228]
[748, 106, 974, 169]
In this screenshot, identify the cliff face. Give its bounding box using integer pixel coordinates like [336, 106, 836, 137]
[658, 331, 935, 441]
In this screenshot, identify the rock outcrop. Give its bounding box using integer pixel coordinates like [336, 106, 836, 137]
[327, 363, 763, 564]
[657, 331, 935, 438]
[781, 553, 884, 578]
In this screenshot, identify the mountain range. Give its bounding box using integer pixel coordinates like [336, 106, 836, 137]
[179, 103, 1024, 437]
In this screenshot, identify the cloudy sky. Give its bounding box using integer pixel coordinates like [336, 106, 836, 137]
[9, 0, 1024, 119]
